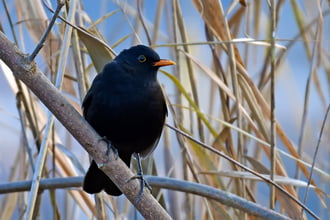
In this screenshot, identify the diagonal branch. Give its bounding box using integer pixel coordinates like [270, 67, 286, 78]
[0, 31, 171, 220]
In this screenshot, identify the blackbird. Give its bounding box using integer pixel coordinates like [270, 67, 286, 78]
[82, 45, 175, 196]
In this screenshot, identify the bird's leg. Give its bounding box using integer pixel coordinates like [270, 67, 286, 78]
[126, 153, 152, 202]
[98, 136, 118, 161]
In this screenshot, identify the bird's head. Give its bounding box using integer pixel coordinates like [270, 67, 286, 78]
[114, 45, 175, 75]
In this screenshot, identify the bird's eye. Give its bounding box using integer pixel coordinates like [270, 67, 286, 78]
[137, 55, 147, 63]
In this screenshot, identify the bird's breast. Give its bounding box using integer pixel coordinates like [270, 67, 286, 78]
[85, 83, 165, 155]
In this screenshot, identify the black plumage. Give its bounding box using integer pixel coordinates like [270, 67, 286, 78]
[82, 45, 175, 196]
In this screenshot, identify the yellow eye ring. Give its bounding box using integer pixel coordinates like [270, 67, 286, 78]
[138, 55, 147, 63]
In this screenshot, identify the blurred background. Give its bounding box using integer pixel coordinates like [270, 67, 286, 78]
[0, 0, 329, 219]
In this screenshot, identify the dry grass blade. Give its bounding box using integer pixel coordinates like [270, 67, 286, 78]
[88, 9, 120, 30]
[77, 27, 114, 73]
[111, 33, 132, 48]
[161, 70, 217, 135]
[178, 51, 257, 137]
[0, 193, 18, 220]
[191, 0, 244, 66]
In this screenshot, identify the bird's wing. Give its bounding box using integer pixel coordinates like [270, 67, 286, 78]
[82, 73, 104, 117]
[140, 98, 167, 158]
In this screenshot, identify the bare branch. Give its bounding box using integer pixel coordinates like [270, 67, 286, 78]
[0, 176, 291, 220]
[28, 1, 66, 62]
[0, 31, 171, 220]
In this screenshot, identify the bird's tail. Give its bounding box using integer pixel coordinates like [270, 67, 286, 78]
[83, 155, 131, 196]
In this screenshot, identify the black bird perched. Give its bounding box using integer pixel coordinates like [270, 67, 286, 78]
[82, 45, 175, 196]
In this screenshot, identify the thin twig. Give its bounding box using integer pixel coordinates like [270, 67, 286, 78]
[16, 93, 35, 172]
[301, 104, 330, 217]
[148, 176, 291, 220]
[269, 0, 277, 210]
[42, 0, 117, 56]
[295, 0, 324, 181]
[0, 176, 291, 220]
[28, 1, 66, 62]
[2, 0, 19, 44]
[0, 177, 83, 193]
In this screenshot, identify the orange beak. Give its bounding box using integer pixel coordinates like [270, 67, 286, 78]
[153, 59, 176, 67]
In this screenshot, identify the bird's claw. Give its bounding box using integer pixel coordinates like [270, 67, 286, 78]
[98, 136, 119, 161]
[126, 153, 152, 202]
[126, 173, 152, 202]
